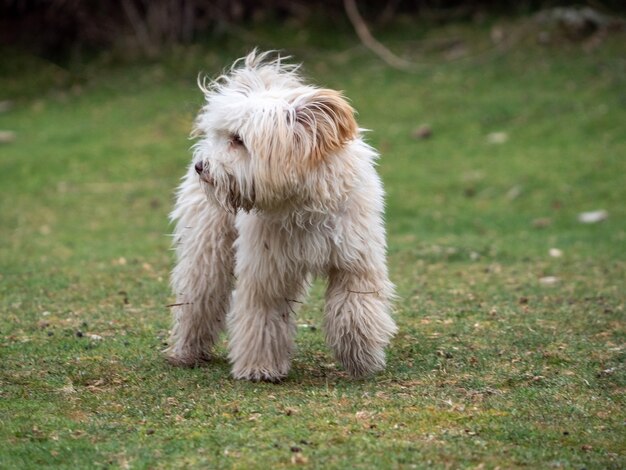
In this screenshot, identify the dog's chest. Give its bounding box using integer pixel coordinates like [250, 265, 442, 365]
[253, 214, 337, 275]
[236, 210, 347, 276]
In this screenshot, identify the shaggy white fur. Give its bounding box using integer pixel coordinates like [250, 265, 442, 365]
[166, 51, 397, 381]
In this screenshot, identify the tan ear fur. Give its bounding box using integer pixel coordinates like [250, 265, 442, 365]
[296, 89, 358, 163]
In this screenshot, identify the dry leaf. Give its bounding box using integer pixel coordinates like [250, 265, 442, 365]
[355, 410, 373, 421]
[291, 453, 309, 464]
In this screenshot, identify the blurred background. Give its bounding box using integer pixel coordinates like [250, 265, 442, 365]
[1, 0, 625, 294]
[1, 1, 625, 59]
[1, 0, 625, 266]
[4, 1, 622, 59]
[1, 0, 624, 263]
[2, 1, 625, 92]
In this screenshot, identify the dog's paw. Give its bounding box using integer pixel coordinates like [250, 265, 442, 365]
[339, 350, 387, 379]
[231, 366, 288, 383]
[165, 350, 212, 368]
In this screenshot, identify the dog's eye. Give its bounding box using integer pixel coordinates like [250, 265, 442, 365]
[230, 133, 244, 147]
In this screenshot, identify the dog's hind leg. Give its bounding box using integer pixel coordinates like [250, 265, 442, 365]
[165, 169, 237, 366]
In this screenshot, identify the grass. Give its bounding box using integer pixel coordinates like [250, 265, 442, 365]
[1, 18, 625, 469]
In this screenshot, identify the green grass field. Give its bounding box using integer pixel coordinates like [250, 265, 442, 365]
[1, 19, 625, 469]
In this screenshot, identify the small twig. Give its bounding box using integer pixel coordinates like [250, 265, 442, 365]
[344, 0, 533, 71]
[120, 0, 159, 58]
[347, 289, 380, 295]
[284, 298, 304, 316]
[165, 302, 193, 308]
[284, 299, 297, 316]
[344, 0, 413, 71]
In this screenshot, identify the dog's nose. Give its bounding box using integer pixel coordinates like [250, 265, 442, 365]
[194, 161, 204, 175]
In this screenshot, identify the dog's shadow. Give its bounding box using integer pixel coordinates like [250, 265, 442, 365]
[164, 352, 368, 387]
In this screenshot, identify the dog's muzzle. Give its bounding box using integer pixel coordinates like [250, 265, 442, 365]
[195, 160, 254, 212]
[195, 161, 214, 184]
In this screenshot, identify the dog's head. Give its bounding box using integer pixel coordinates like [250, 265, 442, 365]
[192, 50, 358, 213]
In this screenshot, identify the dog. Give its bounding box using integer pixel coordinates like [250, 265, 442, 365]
[165, 50, 396, 381]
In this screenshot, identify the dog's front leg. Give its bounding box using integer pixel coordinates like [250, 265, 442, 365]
[324, 266, 397, 378]
[227, 215, 308, 382]
[166, 170, 237, 366]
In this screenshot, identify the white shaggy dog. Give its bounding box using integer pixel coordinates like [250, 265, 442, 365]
[166, 51, 396, 381]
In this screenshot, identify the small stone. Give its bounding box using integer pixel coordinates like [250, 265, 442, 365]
[486, 131, 508, 144]
[549, 248, 563, 258]
[506, 185, 523, 200]
[578, 210, 608, 224]
[538, 31, 551, 44]
[539, 276, 559, 286]
[411, 124, 432, 140]
[0, 130, 16, 144]
[532, 217, 552, 228]
[0, 100, 13, 113]
[491, 26, 505, 43]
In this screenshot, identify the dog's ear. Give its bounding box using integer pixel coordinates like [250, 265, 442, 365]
[294, 89, 358, 162]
